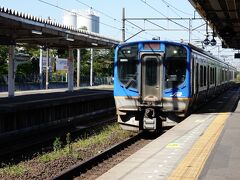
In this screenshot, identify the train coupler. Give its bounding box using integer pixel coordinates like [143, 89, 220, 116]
[143, 108, 157, 130]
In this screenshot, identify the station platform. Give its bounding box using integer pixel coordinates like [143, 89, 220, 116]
[97, 86, 240, 180]
[0, 85, 114, 137]
[0, 85, 113, 98]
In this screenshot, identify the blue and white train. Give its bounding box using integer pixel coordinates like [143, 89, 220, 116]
[114, 40, 237, 131]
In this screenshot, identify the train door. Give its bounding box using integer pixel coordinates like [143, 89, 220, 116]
[141, 54, 163, 104]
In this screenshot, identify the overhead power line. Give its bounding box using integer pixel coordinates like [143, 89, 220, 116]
[139, 0, 205, 40]
[161, 0, 193, 16]
[139, 0, 189, 30]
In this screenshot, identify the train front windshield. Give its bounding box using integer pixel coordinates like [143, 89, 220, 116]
[117, 42, 187, 91]
[117, 44, 139, 89]
[164, 44, 187, 89]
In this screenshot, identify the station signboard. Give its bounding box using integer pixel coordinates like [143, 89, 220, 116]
[56, 58, 68, 71]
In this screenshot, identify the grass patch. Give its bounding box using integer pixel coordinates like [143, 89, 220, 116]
[38, 149, 69, 163]
[73, 123, 133, 149]
[0, 164, 26, 176]
[38, 123, 134, 163]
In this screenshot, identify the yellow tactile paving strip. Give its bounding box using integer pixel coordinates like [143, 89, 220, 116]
[168, 112, 230, 180]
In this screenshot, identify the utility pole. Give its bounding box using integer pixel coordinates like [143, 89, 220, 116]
[189, 19, 192, 43]
[122, 8, 125, 42]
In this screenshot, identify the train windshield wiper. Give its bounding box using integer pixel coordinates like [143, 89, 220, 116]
[125, 78, 136, 89]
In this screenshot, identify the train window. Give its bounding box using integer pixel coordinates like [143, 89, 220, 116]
[221, 69, 224, 82]
[117, 44, 139, 89]
[200, 65, 204, 87]
[196, 63, 199, 89]
[145, 58, 158, 86]
[222, 69, 224, 82]
[231, 71, 234, 80]
[204, 66, 206, 86]
[220, 69, 221, 83]
[213, 67, 217, 85]
[221, 69, 223, 83]
[213, 68, 215, 84]
[223, 70, 225, 82]
[210, 67, 213, 84]
[164, 44, 187, 89]
[207, 66, 210, 86]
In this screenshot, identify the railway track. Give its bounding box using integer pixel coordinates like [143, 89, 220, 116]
[53, 132, 150, 180]
[52, 130, 171, 180]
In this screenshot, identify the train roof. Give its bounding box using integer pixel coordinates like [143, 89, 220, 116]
[187, 43, 236, 70]
[118, 40, 236, 70]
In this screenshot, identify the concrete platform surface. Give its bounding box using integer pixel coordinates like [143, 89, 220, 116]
[199, 101, 240, 180]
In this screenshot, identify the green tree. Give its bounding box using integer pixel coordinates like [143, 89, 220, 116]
[16, 44, 40, 79]
[0, 45, 8, 75]
[93, 49, 114, 77]
[16, 63, 32, 75]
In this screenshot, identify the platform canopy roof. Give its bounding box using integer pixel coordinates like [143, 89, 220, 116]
[188, 0, 240, 49]
[0, 6, 120, 49]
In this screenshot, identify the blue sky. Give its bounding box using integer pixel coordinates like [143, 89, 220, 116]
[1, 0, 239, 67]
[1, 0, 202, 42]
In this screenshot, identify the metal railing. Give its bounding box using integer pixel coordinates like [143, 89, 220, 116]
[0, 74, 113, 92]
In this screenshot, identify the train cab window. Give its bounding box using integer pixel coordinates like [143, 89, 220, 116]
[117, 44, 139, 89]
[164, 44, 187, 89]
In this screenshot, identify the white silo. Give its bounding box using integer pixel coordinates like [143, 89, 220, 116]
[63, 11, 77, 28]
[77, 9, 99, 33]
